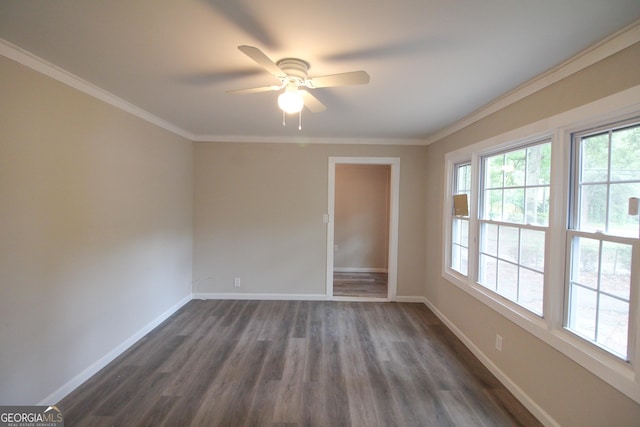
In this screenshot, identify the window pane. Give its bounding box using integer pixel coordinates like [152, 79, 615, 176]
[568, 122, 638, 359]
[497, 225, 519, 263]
[451, 163, 471, 276]
[526, 143, 551, 185]
[503, 188, 524, 223]
[481, 223, 498, 256]
[519, 268, 544, 315]
[459, 247, 468, 276]
[452, 218, 462, 245]
[579, 184, 607, 232]
[568, 285, 597, 341]
[451, 244, 461, 271]
[457, 164, 472, 193]
[479, 140, 549, 317]
[484, 189, 503, 220]
[504, 149, 526, 187]
[610, 125, 640, 182]
[600, 241, 632, 300]
[452, 218, 469, 274]
[486, 155, 505, 188]
[520, 229, 545, 271]
[497, 260, 518, 301]
[570, 237, 599, 290]
[597, 295, 629, 358]
[525, 186, 550, 226]
[609, 182, 640, 238]
[479, 254, 497, 290]
[460, 219, 469, 246]
[581, 133, 609, 183]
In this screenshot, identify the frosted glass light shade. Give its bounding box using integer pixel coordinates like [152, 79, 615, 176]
[278, 89, 304, 113]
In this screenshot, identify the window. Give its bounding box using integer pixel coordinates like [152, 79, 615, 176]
[478, 142, 551, 315]
[566, 120, 640, 359]
[442, 85, 640, 403]
[451, 163, 471, 275]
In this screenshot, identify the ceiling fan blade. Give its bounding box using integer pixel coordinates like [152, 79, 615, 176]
[226, 84, 282, 95]
[238, 45, 286, 79]
[307, 70, 370, 88]
[300, 90, 326, 113]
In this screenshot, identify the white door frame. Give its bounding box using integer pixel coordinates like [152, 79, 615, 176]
[326, 157, 400, 300]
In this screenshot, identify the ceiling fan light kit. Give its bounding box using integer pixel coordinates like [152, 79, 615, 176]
[228, 45, 370, 130]
[277, 84, 304, 114]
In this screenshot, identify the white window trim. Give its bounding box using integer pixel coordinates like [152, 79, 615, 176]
[441, 84, 640, 403]
[449, 162, 472, 276]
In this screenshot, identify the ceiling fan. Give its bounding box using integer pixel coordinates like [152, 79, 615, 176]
[227, 45, 370, 129]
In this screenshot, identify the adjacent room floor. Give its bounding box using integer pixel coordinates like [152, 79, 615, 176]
[61, 300, 542, 426]
[333, 272, 388, 298]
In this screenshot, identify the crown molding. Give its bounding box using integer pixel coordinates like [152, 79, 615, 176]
[422, 18, 640, 146]
[0, 38, 195, 141]
[3, 18, 638, 146]
[0, 38, 421, 146]
[191, 134, 426, 145]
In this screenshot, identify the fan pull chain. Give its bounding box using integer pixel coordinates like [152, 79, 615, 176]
[281, 110, 303, 130]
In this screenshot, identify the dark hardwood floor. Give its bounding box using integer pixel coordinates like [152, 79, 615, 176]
[60, 300, 542, 426]
[333, 272, 388, 298]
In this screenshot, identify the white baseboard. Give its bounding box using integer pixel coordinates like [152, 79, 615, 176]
[194, 292, 328, 301]
[331, 296, 391, 302]
[38, 294, 192, 405]
[422, 297, 559, 427]
[395, 296, 427, 303]
[195, 293, 422, 303]
[333, 267, 388, 273]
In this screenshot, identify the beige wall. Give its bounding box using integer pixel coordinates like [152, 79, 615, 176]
[334, 164, 390, 271]
[424, 42, 640, 426]
[0, 57, 194, 404]
[193, 143, 426, 297]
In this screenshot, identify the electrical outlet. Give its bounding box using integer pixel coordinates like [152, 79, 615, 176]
[495, 334, 503, 352]
[234, 278, 241, 287]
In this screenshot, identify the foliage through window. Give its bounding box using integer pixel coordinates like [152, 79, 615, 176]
[566, 120, 640, 359]
[478, 142, 551, 315]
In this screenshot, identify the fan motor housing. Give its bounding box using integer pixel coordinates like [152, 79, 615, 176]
[276, 58, 310, 83]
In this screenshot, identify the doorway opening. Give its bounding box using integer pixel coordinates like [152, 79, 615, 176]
[326, 157, 400, 300]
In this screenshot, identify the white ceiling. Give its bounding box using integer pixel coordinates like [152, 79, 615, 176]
[1, 1, 640, 144]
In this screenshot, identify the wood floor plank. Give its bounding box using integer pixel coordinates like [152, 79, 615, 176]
[352, 305, 402, 427]
[301, 380, 325, 427]
[291, 300, 310, 339]
[191, 340, 270, 426]
[244, 379, 279, 426]
[323, 339, 351, 426]
[339, 306, 384, 426]
[109, 372, 172, 426]
[59, 300, 542, 427]
[71, 415, 115, 427]
[303, 305, 324, 383]
[388, 341, 453, 427]
[61, 364, 139, 425]
[272, 337, 307, 424]
[440, 390, 494, 427]
[132, 395, 177, 427]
